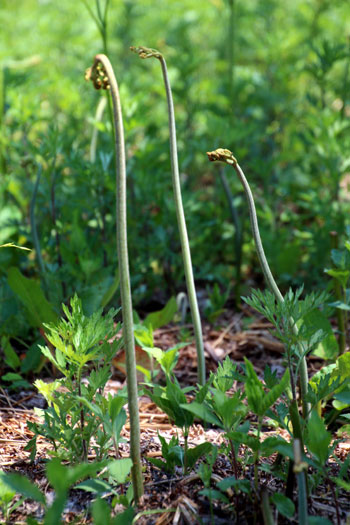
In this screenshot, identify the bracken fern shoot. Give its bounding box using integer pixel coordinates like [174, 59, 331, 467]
[131, 45, 206, 385]
[86, 54, 143, 501]
[207, 148, 310, 418]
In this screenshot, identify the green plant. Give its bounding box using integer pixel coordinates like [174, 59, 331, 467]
[204, 282, 230, 324]
[131, 45, 206, 386]
[182, 357, 247, 480]
[26, 294, 125, 462]
[293, 439, 308, 525]
[147, 432, 184, 474]
[207, 148, 311, 418]
[146, 375, 212, 474]
[1, 458, 133, 525]
[144, 346, 212, 474]
[86, 54, 143, 501]
[197, 445, 228, 525]
[0, 471, 26, 523]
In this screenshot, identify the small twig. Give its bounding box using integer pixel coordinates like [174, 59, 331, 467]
[211, 315, 242, 349]
[0, 387, 13, 408]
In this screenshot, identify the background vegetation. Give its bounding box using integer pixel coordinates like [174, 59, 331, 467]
[1, 0, 350, 349]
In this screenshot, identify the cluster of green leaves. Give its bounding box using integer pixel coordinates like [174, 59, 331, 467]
[0, 458, 134, 525]
[26, 295, 126, 463]
[145, 324, 350, 523]
[1, 285, 349, 523]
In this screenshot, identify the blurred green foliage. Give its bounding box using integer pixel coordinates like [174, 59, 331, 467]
[1, 0, 350, 348]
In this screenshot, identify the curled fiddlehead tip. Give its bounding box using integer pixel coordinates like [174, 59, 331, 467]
[85, 59, 110, 90]
[206, 148, 238, 165]
[130, 46, 163, 60]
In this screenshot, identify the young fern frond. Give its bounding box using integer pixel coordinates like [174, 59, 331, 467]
[207, 148, 310, 418]
[131, 45, 206, 385]
[86, 55, 143, 501]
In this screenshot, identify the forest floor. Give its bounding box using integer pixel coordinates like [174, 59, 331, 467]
[1, 309, 350, 524]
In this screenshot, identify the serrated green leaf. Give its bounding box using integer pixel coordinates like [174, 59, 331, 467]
[259, 369, 290, 416]
[244, 358, 265, 415]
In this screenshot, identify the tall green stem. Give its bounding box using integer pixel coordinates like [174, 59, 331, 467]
[30, 164, 49, 298]
[293, 439, 308, 525]
[86, 55, 143, 501]
[77, 367, 88, 462]
[207, 149, 309, 418]
[131, 46, 206, 385]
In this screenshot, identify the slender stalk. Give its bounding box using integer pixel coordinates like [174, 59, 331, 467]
[327, 475, 341, 525]
[30, 164, 49, 298]
[131, 46, 206, 385]
[261, 491, 275, 525]
[86, 55, 143, 501]
[207, 149, 310, 418]
[293, 439, 308, 525]
[50, 164, 67, 300]
[183, 430, 189, 475]
[77, 367, 87, 462]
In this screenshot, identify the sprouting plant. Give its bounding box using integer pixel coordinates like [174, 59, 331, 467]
[147, 432, 184, 474]
[204, 282, 230, 324]
[1, 458, 131, 525]
[0, 471, 26, 522]
[207, 148, 310, 418]
[197, 445, 225, 525]
[144, 346, 212, 474]
[26, 294, 125, 463]
[130, 45, 206, 386]
[86, 54, 143, 501]
[183, 357, 247, 480]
